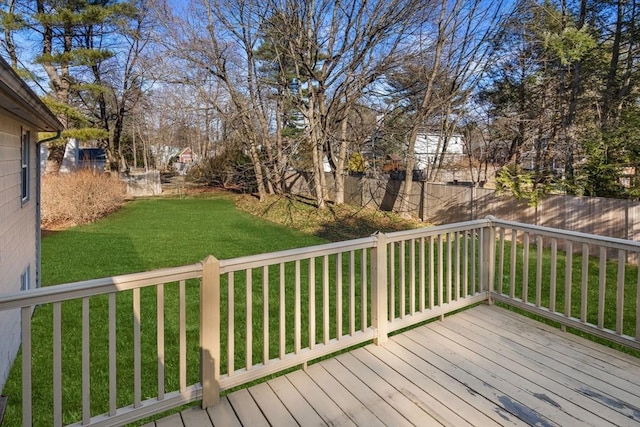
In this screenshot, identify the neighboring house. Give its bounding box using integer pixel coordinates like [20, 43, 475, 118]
[151, 145, 181, 170]
[414, 132, 465, 170]
[174, 147, 194, 175]
[0, 57, 63, 390]
[178, 147, 194, 163]
[59, 139, 107, 173]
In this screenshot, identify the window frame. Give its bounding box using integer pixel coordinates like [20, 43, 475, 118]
[21, 130, 30, 204]
[21, 265, 31, 291]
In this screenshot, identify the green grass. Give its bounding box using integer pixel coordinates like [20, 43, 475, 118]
[2, 195, 639, 426]
[41, 195, 326, 283]
[2, 195, 329, 426]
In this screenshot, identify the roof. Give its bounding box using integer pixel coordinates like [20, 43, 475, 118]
[0, 56, 63, 132]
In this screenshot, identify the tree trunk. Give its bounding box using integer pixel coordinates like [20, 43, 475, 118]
[602, 0, 625, 128]
[248, 141, 267, 201]
[334, 111, 351, 205]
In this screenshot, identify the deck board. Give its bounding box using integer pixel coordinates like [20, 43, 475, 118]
[471, 305, 640, 384]
[305, 363, 384, 425]
[438, 314, 632, 426]
[248, 382, 298, 427]
[268, 376, 327, 426]
[286, 369, 356, 426]
[321, 356, 414, 427]
[356, 345, 516, 426]
[464, 307, 640, 400]
[397, 331, 570, 427]
[206, 396, 241, 427]
[148, 305, 640, 426]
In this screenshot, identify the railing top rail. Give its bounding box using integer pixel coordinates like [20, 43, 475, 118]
[491, 217, 640, 252]
[0, 263, 203, 311]
[219, 236, 376, 273]
[385, 218, 491, 243]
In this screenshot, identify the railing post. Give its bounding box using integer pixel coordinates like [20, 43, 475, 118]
[371, 232, 389, 345]
[200, 255, 220, 408]
[482, 218, 496, 304]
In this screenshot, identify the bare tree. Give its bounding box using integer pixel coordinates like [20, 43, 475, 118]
[395, 0, 508, 217]
[156, 0, 289, 201]
[263, 0, 425, 207]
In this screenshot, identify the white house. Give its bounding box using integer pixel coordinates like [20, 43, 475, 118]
[58, 139, 107, 173]
[0, 57, 63, 390]
[414, 132, 465, 170]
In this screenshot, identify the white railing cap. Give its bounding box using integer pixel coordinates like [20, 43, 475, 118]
[0, 263, 202, 311]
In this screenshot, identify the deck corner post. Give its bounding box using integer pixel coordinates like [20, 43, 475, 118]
[371, 232, 389, 345]
[200, 255, 221, 408]
[482, 221, 496, 304]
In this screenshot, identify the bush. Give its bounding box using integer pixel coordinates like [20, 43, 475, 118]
[186, 150, 257, 193]
[41, 170, 127, 228]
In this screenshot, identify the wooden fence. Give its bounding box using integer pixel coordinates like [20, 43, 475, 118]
[284, 172, 640, 243]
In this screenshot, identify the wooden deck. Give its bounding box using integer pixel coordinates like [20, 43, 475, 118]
[145, 305, 640, 427]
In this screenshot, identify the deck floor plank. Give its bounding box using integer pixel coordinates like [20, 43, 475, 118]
[407, 319, 637, 427]
[227, 389, 269, 427]
[179, 406, 213, 427]
[304, 363, 385, 426]
[379, 336, 534, 426]
[348, 348, 494, 426]
[322, 355, 417, 427]
[396, 331, 576, 427]
[286, 369, 357, 426]
[462, 307, 640, 400]
[267, 375, 327, 426]
[470, 305, 640, 388]
[433, 315, 625, 426]
[206, 396, 241, 427]
[352, 348, 525, 426]
[443, 311, 640, 421]
[154, 305, 640, 427]
[154, 413, 183, 427]
[248, 382, 298, 427]
[334, 351, 466, 427]
[476, 305, 640, 370]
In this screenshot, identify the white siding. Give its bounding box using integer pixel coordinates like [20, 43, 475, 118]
[0, 114, 38, 390]
[414, 134, 465, 170]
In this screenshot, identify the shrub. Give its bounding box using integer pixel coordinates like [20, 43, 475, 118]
[41, 170, 127, 228]
[186, 150, 257, 193]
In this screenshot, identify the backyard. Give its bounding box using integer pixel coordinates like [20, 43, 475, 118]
[1, 192, 638, 426]
[1, 192, 423, 426]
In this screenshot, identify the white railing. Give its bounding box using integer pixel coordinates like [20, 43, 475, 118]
[0, 217, 638, 426]
[490, 217, 640, 350]
[0, 264, 204, 427]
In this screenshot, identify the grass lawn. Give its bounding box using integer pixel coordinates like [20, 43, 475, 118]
[41, 195, 327, 284]
[2, 194, 330, 426]
[2, 193, 638, 426]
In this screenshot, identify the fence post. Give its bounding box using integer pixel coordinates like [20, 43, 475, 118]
[200, 255, 220, 408]
[420, 181, 426, 221]
[371, 232, 389, 345]
[482, 217, 496, 304]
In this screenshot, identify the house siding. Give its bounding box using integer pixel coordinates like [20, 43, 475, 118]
[0, 114, 38, 389]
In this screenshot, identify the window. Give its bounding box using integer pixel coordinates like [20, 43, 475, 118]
[21, 266, 31, 291]
[21, 130, 30, 203]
